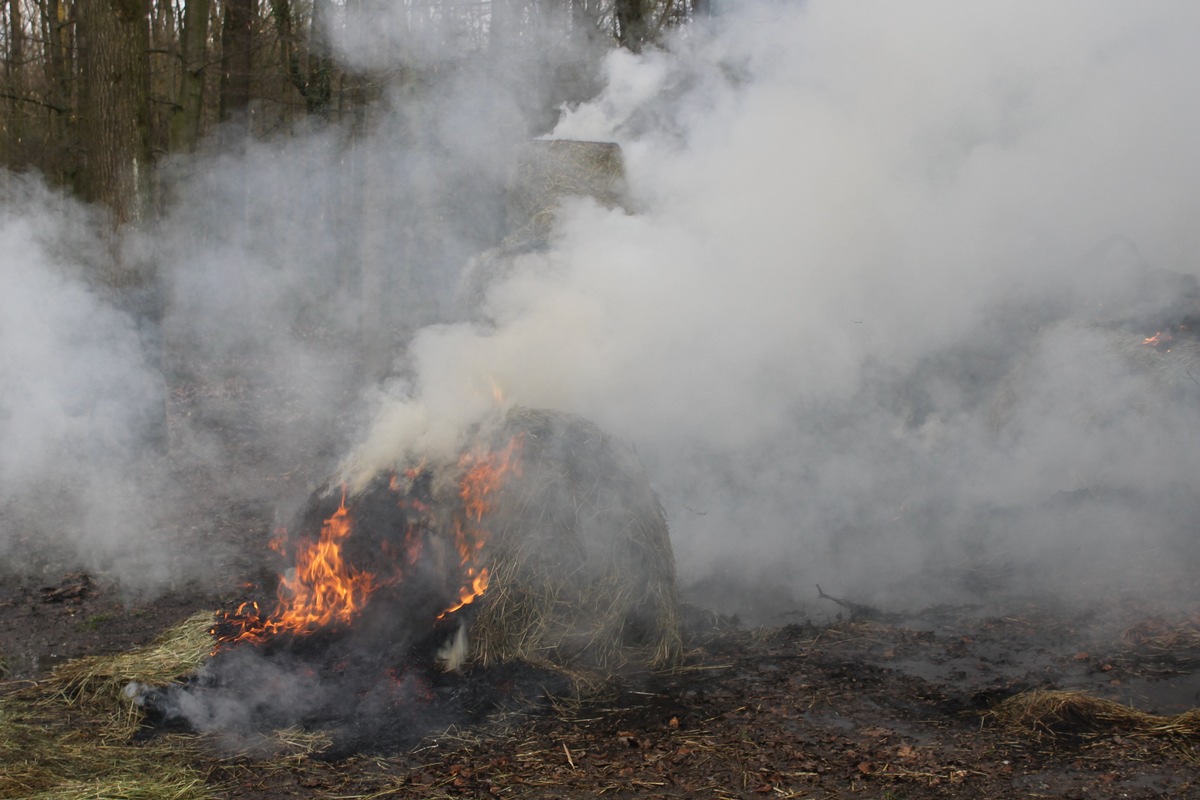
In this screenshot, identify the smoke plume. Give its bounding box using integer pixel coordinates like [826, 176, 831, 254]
[4, 0, 1200, 620]
[345, 0, 1200, 616]
[0, 179, 168, 588]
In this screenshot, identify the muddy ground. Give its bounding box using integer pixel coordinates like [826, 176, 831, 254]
[3, 377, 1200, 798]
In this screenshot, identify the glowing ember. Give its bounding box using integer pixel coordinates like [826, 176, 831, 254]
[1143, 330, 1173, 350]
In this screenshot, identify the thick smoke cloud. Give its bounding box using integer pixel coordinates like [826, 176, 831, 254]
[0, 179, 168, 587]
[348, 0, 1200, 615]
[5, 0, 1200, 620]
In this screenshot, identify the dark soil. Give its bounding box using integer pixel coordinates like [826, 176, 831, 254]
[3, 373, 1200, 799]
[7, 564, 1200, 798]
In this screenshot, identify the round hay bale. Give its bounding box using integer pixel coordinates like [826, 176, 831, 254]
[505, 139, 626, 243]
[276, 407, 682, 678]
[459, 407, 682, 673]
[458, 140, 627, 317]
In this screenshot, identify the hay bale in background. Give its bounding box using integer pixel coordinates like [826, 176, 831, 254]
[460, 140, 626, 315]
[460, 408, 682, 674]
[504, 140, 626, 244]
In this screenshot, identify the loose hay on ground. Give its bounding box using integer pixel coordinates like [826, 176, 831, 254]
[48, 611, 214, 711]
[0, 612, 216, 799]
[990, 689, 1200, 739]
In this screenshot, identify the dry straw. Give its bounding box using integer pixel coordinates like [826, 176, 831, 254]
[454, 408, 683, 682]
[505, 139, 626, 244]
[459, 140, 626, 316]
[0, 611, 216, 800]
[990, 689, 1200, 739]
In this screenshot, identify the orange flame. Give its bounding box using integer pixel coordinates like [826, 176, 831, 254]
[215, 435, 525, 650]
[1143, 330, 1174, 351]
[216, 488, 381, 647]
[439, 433, 524, 617]
[272, 492, 377, 630]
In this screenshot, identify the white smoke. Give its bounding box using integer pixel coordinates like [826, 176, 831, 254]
[5, 0, 1200, 618]
[347, 0, 1200, 614]
[0, 179, 168, 587]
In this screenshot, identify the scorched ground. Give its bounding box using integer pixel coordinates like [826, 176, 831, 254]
[2, 359, 1200, 798]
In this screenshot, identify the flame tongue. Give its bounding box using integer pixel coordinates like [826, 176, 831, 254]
[215, 432, 526, 650]
[439, 433, 525, 618]
[216, 489, 378, 648]
[271, 492, 376, 633]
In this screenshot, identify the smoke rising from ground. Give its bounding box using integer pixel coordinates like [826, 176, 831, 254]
[0, 179, 169, 588]
[348, 0, 1200, 614]
[4, 1, 1200, 617]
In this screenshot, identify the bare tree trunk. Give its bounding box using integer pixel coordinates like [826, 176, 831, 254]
[41, 0, 76, 185]
[77, 0, 152, 231]
[170, 0, 209, 152]
[3, 0, 25, 171]
[270, 0, 335, 119]
[77, 0, 165, 448]
[305, 0, 333, 118]
[619, 0, 648, 52]
[218, 0, 254, 148]
[7, 0, 23, 77]
[615, 0, 648, 52]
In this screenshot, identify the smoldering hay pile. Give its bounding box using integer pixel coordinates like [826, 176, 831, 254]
[461, 407, 681, 671]
[131, 406, 681, 747]
[296, 404, 683, 674]
[303, 403, 683, 675]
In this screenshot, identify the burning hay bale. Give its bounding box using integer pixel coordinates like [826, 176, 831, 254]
[457, 407, 683, 674]
[989, 689, 1200, 740]
[129, 407, 680, 746]
[319, 405, 684, 677]
[263, 405, 683, 678]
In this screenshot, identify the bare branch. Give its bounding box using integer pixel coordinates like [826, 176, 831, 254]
[0, 88, 66, 112]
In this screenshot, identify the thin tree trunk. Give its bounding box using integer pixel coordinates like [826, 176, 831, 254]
[4, 0, 25, 171]
[40, 0, 75, 185]
[306, 0, 332, 118]
[218, 0, 254, 149]
[7, 0, 24, 80]
[169, 0, 208, 151]
[170, 0, 209, 151]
